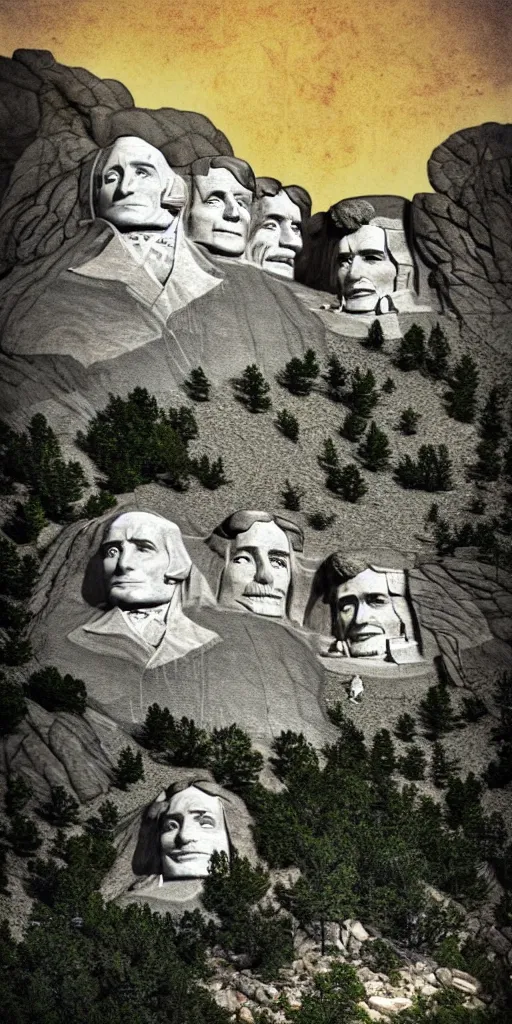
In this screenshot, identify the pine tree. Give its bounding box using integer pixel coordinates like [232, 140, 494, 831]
[357, 421, 391, 471]
[348, 367, 379, 417]
[80, 491, 117, 519]
[307, 511, 336, 530]
[142, 703, 175, 750]
[26, 666, 87, 715]
[419, 683, 458, 739]
[382, 377, 396, 394]
[479, 386, 505, 441]
[394, 712, 416, 742]
[473, 439, 501, 482]
[0, 674, 28, 734]
[209, 724, 264, 793]
[7, 814, 42, 856]
[398, 745, 426, 781]
[370, 729, 396, 779]
[4, 775, 32, 816]
[276, 409, 299, 442]
[184, 366, 211, 402]
[270, 731, 319, 782]
[168, 405, 199, 444]
[364, 320, 385, 350]
[84, 799, 120, 841]
[10, 498, 47, 544]
[318, 437, 339, 471]
[396, 324, 426, 371]
[277, 349, 320, 396]
[425, 323, 451, 379]
[340, 411, 368, 442]
[39, 786, 80, 827]
[190, 454, 228, 489]
[446, 354, 479, 423]
[232, 364, 272, 412]
[324, 354, 348, 401]
[431, 741, 459, 788]
[398, 407, 421, 435]
[281, 479, 304, 511]
[395, 444, 453, 491]
[326, 464, 368, 503]
[114, 747, 145, 789]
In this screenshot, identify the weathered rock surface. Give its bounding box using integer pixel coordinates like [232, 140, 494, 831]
[413, 123, 512, 357]
[0, 700, 122, 803]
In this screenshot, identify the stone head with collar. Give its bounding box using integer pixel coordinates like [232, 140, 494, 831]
[101, 511, 191, 610]
[91, 136, 187, 232]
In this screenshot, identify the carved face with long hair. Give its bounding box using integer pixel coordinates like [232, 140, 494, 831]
[93, 136, 186, 231]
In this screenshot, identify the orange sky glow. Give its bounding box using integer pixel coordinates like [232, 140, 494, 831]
[1, 0, 511, 211]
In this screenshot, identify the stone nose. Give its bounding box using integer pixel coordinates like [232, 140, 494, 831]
[223, 193, 241, 220]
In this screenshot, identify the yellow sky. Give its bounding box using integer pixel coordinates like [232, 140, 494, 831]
[1, 0, 511, 211]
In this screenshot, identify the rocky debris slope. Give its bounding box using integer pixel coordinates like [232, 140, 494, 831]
[203, 918, 488, 1021]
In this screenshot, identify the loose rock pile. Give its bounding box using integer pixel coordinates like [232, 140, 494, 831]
[202, 918, 488, 1021]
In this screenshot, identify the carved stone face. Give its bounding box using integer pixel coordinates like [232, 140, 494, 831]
[219, 520, 292, 618]
[96, 136, 175, 231]
[338, 225, 397, 312]
[159, 786, 230, 879]
[247, 191, 303, 278]
[188, 167, 253, 256]
[102, 512, 176, 608]
[334, 568, 403, 658]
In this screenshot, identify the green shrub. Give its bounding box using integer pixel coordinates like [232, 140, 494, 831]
[394, 713, 416, 742]
[0, 673, 28, 734]
[340, 410, 367, 442]
[114, 747, 145, 789]
[80, 491, 117, 519]
[232, 363, 272, 412]
[357, 420, 391, 470]
[425, 323, 451, 380]
[190, 454, 228, 489]
[38, 786, 80, 828]
[446, 355, 479, 423]
[307, 511, 336, 530]
[318, 437, 339, 470]
[398, 407, 421, 435]
[326, 463, 367, 502]
[324, 354, 348, 401]
[26, 666, 87, 715]
[364, 320, 385, 350]
[282, 478, 304, 511]
[399, 745, 426, 781]
[396, 324, 426, 371]
[395, 444, 453, 491]
[184, 366, 211, 402]
[276, 408, 299, 442]
[277, 349, 320, 396]
[347, 367, 379, 417]
[77, 388, 191, 491]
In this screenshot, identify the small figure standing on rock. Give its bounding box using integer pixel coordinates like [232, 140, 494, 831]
[349, 674, 364, 703]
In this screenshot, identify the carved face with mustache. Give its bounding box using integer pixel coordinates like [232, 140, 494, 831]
[218, 520, 291, 618]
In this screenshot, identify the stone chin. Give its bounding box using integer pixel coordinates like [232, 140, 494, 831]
[346, 631, 389, 659]
[236, 594, 286, 618]
[343, 289, 379, 313]
[263, 255, 295, 279]
[162, 852, 211, 880]
[210, 229, 246, 256]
